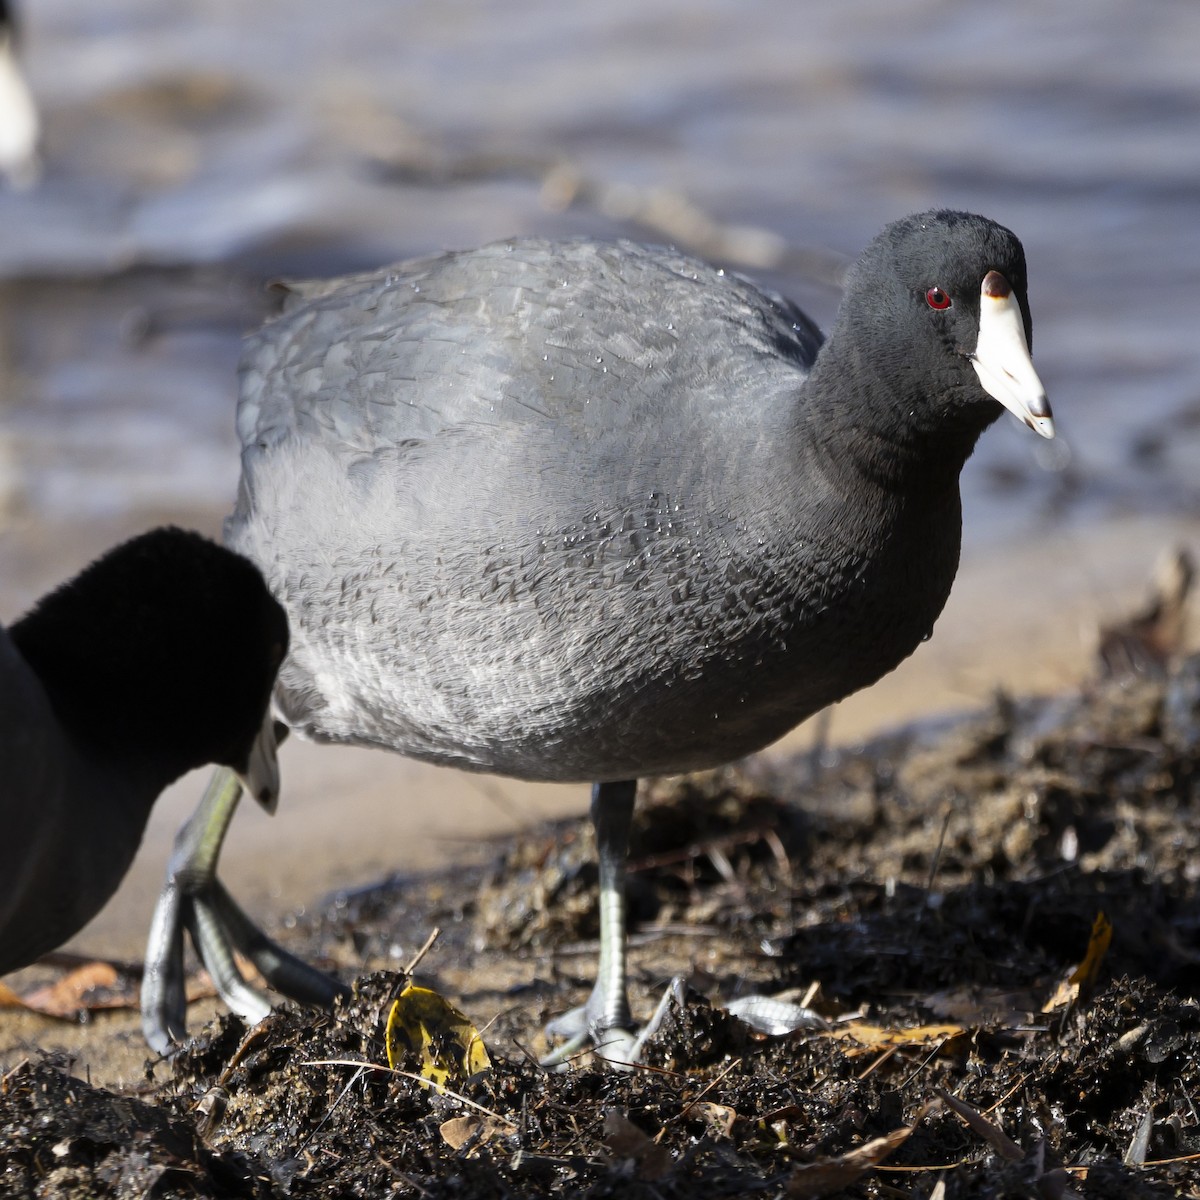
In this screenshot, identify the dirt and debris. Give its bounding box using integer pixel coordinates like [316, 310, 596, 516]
[2, 564, 1200, 1198]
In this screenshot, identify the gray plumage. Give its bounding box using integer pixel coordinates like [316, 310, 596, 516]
[231, 236, 971, 781]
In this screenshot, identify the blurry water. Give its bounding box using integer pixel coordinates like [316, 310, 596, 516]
[2, 0, 1199, 555]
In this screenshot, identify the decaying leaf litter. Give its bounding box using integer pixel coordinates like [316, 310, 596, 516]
[1, 554, 1199, 1198]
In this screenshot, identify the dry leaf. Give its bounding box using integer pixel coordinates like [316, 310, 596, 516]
[1042, 912, 1112, 1012]
[439, 1113, 513, 1151]
[785, 1116, 927, 1198]
[0, 981, 26, 1009]
[602, 1110, 673, 1181]
[681, 1100, 737, 1138]
[937, 1088, 1023, 1161]
[439, 1115, 478, 1150]
[826, 1021, 966, 1056]
[0, 959, 216, 1020]
[14, 963, 127, 1019]
[921, 986, 1038, 1026]
[939, 1091, 1085, 1198]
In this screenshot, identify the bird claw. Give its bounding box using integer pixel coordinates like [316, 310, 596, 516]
[539, 1017, 642, 1071]
[140, 765, 347, 1055]
[538, 979, 828, 1071]
[539, 975, 689, 1071]
[140, 872, 190, 1054]
[141, 872, 347, 1055]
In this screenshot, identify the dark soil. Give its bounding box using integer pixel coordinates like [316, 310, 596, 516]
[3, 626, 1200, 1196]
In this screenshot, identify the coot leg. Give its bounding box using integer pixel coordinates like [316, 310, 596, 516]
[141, 766, 346, 1054]
[542, 779, 640, 1067]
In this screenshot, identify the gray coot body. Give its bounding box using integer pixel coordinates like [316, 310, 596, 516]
[142, 210, 1053, 1060]
[0, 528, 287, 975]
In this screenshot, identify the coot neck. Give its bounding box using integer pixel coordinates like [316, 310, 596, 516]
[795, 325, 992, 503]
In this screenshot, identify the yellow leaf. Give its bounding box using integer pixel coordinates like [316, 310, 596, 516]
[385, 984, 491, 1088]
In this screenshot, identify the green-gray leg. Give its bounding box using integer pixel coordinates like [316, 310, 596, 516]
[542, 779, 639, 1067]
[140, 766, 346, 1055]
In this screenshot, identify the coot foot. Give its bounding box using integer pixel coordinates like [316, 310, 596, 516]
[140, 765, 347, 1054]
[541, 979, 828, 1068]
[540, 976, 687, 1069]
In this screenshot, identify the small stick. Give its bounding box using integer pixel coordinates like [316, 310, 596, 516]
[404, 927, 441, 977]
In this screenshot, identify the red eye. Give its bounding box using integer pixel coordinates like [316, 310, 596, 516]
[925, 286, 951, 310]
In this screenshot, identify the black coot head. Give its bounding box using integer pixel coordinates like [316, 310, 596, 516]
[837, 209, 1046, 445]
[11, 527, 288, 786]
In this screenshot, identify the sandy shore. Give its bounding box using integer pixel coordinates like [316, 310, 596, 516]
[1, 505, 1197, 1086]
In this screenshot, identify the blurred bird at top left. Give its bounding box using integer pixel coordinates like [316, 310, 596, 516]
[0, 0, 39, 188]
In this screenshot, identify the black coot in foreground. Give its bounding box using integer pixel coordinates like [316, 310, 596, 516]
[141, 211, 1054, 1062]
[0, 528, 287, 977]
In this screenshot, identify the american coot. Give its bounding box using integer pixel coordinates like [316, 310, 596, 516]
[0, 528, 288, 977]
[141, 210, 1053, 1062]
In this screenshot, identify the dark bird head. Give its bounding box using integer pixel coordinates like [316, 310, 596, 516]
[10, 527, 288, 809]
[831, 209, 1053, 461]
